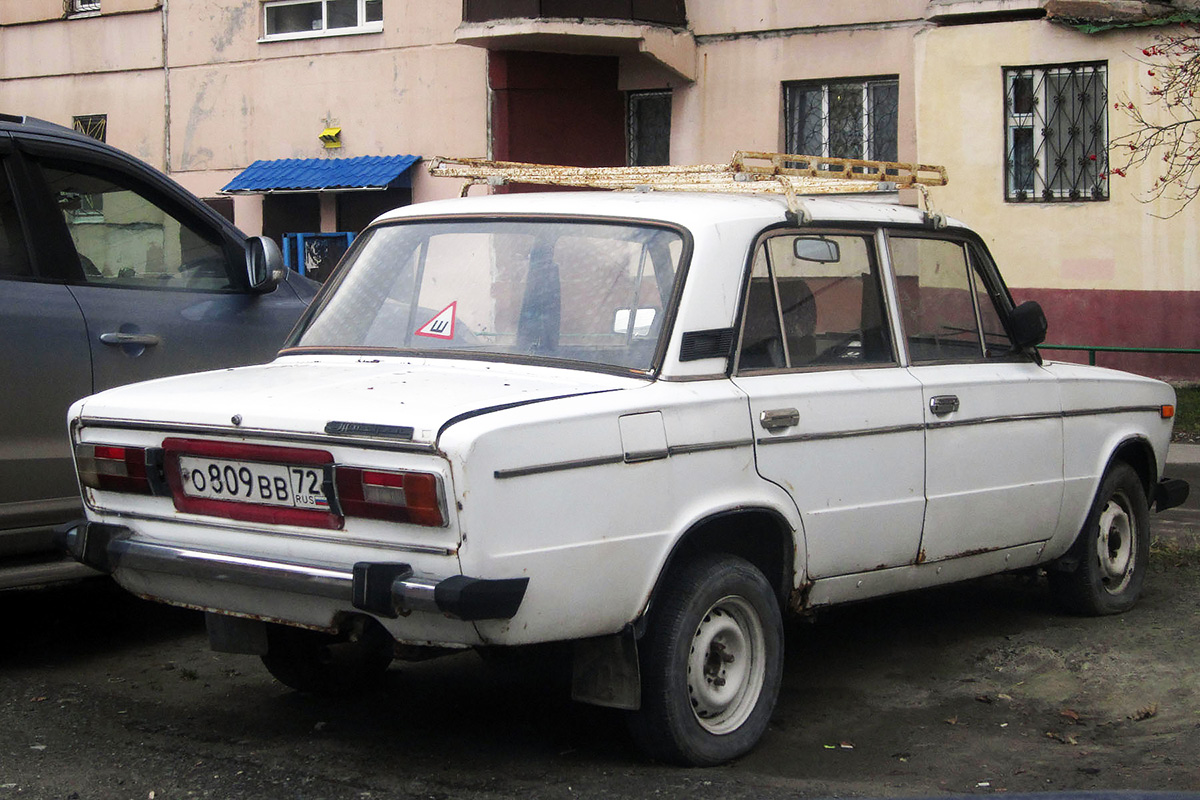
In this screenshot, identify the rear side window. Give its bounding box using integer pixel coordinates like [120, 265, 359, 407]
[737, 232, 895, 371]
[37, 161, 234, 292]
[0, 158, 32, 278]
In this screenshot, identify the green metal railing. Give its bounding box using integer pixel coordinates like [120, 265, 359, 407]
[1041, 344, 1200, 366]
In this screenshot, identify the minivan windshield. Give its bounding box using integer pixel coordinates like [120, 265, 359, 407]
[296, 218, 686, 372]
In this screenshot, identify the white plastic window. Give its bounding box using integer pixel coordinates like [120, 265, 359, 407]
[262, 0, 382, 40]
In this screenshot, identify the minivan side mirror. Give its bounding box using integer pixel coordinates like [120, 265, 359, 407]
[1009, 300, 1047, 349]
[246, 236, 285, 293]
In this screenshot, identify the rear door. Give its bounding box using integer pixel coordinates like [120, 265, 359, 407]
[887, 231, 1064, 562]
[731, 229, 926, 579]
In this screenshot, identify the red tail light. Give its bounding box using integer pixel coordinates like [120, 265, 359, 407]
[335, 467, 445, 527]
[76, 444, 156, 495]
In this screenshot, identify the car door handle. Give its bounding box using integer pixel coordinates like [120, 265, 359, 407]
[99, 332, 161, 347]
[760, 408, 800, 431]
[929, 395, 960, 416]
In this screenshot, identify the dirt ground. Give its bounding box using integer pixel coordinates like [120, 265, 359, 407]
[2, 543, 1199, 800]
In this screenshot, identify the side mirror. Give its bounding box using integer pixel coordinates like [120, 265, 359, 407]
[246, 236, 284, 293]
[793, 237, 840, 263]
[1009, 300, 1047, 349]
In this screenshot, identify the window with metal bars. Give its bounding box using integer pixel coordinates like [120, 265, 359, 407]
[1004, 62, 1108, 202]
[783, 77, 899, 162]
[627, 90, 672, 167]
[68, 0, 100, 14]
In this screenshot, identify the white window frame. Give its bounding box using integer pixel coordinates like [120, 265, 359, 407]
[69, 0, 101, 16]
[260, 0, 382, 42]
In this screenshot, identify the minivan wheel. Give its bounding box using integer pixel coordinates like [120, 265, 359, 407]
[1050, 461, 1150, 616]
[628, 554, 784, 766]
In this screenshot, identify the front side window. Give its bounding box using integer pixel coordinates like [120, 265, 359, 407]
[1004, 62, 1108, 202]
[297, 219, 685, 373]
[263, 0, 382, 39]
[737, 232, 895, 371]
[784, 77, 899, 161]
[888, 234, 1014, 362]
[39, 162, 233, 292]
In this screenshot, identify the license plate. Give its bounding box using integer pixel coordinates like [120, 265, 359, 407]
[178, 456, 330, 511]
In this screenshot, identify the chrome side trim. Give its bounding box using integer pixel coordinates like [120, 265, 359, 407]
[757, 423, 925, 446]
[494, 455, 625, 480]
[111, 538, 354, 600]
[493, 438, 754, 480]
[668, 439, 755, 456]
[77, 416, 441, 455]
[1062, 404, 1163, 418]
[758, 405, 1165, 446]
[926, 410, 1062, 431]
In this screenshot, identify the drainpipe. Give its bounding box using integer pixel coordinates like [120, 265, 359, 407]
[162, 0, 171, 175]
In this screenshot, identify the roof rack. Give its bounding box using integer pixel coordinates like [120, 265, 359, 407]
[428, 151, 948, 207]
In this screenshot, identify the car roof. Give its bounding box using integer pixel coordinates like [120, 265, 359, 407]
[1, 113, 247, 241]
[0, 113, 110, 149]
[374, 189, 962, 230]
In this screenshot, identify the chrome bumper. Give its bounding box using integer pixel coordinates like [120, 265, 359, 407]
[58, 521, 527, 622]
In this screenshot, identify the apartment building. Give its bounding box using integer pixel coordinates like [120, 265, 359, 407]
[2, 0, 1197, 376]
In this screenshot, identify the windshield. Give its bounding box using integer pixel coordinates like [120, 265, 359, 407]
[296, 218, 686, 372]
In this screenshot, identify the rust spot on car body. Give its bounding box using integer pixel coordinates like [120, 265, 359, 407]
[788, 580, 815, 614]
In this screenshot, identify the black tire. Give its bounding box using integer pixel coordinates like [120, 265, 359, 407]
[1050, 461, 1150, 616]
[627, 554, 784, 766]
[260, 618, 394, 695]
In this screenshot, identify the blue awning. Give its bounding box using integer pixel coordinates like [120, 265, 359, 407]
[221, 154, 422, 194]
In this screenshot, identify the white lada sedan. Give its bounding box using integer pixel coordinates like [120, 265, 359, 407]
[62, 186, 1188, 766]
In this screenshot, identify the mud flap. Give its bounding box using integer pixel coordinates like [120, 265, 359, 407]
[571, 627, 641, 710]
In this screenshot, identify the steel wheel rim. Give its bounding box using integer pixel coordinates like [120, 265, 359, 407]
[686, 595, 766, 735]
[1096, 491, 1136, 594]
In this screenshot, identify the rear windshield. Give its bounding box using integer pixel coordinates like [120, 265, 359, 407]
[295, 218, 686, 372]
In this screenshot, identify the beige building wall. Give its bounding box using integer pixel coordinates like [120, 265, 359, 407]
[675, 23, 920, 164]
[917, 21, 1200, 294]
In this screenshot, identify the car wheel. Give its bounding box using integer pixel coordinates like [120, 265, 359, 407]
[1050, 461, 1150, 616]
[627, 554, 784, 766]
[260, 618, 394, 695]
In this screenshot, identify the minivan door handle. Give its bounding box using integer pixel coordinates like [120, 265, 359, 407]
[760, 408, 800, 431]
[929, 395, 960, 416]
[99, 332, 161, 347]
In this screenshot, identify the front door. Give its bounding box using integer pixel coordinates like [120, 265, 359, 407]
[886, 232, 1064, 563]
[27, 156, 298, 392]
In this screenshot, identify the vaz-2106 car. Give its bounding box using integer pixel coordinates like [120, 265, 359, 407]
[62, 154, 1188, 765]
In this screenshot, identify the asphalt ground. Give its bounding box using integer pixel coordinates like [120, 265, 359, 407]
[1157, 443, 1200, 545]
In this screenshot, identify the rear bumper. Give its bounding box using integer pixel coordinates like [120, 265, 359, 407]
[58, 521, 527, 622]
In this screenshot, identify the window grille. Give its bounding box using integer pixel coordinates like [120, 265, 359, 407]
[783, 78, 899, 162]
[68, 0, 100, 14]
[627, 90, 672, 167]
[72, 114, 107, 143]
[1004, 62, 1108, 202]
[263, 0, 382, 39]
